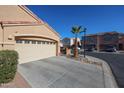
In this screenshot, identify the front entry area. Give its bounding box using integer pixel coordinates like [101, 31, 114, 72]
[15, 38, 57, 64]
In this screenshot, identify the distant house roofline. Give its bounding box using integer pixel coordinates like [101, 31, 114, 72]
[82, 31, 123, 37]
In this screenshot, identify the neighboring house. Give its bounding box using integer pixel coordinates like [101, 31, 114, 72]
[60, 40, 63, 47]
[81, 31, 124, 50]
[0, 5, 60, 64]
[61, 37, 81, 48]
[60, 37, 81, 54]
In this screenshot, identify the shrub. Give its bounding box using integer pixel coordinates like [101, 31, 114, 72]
[0, 50, 18, 84]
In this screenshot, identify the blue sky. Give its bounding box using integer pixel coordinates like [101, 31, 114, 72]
[27, 5, 124, 39]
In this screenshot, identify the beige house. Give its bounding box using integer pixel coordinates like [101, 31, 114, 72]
[0, 5, 60, 64]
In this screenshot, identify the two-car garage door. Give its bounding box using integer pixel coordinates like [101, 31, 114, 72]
[15, 39, 56, 64]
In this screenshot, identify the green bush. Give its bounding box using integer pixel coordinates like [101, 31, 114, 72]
[0, 50, 18, 84]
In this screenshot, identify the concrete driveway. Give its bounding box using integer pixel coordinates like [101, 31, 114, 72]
[18, 56, 104, 88]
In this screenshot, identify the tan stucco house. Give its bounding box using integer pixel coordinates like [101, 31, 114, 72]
[0, 5, 60, 64]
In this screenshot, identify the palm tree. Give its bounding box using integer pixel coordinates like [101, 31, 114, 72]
[71, 26, 86, 58]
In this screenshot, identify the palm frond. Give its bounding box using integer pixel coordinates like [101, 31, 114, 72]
[71, 30, 75, 34]
[77, 26, 82, 31]
[71, 26, 76, 34]
[71, 26, 87, 34]
[83, 27, 87, 32]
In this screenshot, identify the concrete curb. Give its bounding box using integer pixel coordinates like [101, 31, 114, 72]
[80, 55, 118, 88]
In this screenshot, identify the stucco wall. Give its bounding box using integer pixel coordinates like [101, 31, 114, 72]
[2, 24, 60, 54]
[0, 27, 3, 50]
[4, 24, 60, 43]
[0, 27, 2, 41]
[0, 6, 38, 22]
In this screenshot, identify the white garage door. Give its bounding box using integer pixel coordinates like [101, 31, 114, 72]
[15, 40, 56, 64]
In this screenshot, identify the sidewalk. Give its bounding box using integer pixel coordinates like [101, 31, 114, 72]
[80, 55, 118, 88]
[0, 72, 31, 88]
[118, 50, 124, 53]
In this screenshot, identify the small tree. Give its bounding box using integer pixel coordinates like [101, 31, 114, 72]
[71, 26, 86, 58]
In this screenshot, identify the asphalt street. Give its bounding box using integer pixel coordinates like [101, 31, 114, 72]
[86, 52, 124, 88]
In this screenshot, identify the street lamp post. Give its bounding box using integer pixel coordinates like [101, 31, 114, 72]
[83, 28, 87, 58]
[97, 33, 100, 52]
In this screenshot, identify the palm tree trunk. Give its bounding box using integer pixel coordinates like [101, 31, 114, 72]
[74, 35, 78, 58]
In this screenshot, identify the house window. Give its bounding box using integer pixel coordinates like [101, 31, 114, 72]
[86, 37, 96, 44]
[16, 40, 23, 43]
[50, 42, 53, 44]
[42, 41, 45, 44]
[103, 34, 118, 42]
[37, 41, 41, 44]
[25, 40, 30, 44]
[53, 42, 56, 45]
[32, 41, 36, 44]
[46, 41, 49, 44]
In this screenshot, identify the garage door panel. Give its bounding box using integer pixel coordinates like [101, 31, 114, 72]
[15, 40, 56, 64]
